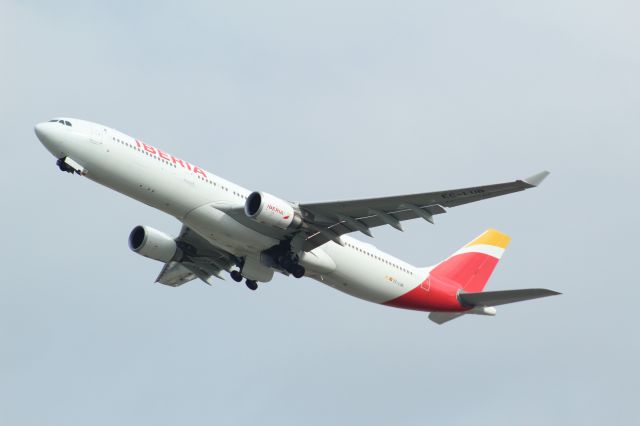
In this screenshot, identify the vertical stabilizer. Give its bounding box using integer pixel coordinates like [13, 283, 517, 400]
[430, 229, 510, 293]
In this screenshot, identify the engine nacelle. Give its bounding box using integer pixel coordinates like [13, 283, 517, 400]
[128, 225, 177, 263]
[244, 191, 302, 230]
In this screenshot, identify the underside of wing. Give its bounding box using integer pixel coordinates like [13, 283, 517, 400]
[155, 226, 237, 287]
[156, 261, 197, 286]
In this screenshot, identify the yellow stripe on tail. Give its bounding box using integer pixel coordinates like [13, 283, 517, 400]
[464, 228, 511, 250]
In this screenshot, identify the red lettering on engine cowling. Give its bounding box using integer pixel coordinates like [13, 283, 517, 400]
[267, 204, 285, 216]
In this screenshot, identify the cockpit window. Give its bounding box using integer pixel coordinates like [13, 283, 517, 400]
[48, 119, 72, 127]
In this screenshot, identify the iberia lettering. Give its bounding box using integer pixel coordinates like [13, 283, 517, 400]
[135, 140, 207, 178]
[267, 204, 285, 216]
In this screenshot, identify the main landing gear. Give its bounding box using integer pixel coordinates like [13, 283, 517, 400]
[262, 241, 306, 279]
[290, 263, 305, 279]
[229, 244, 307, 291]
[245, 279, 258, 291]
[229, 269, 259, 291]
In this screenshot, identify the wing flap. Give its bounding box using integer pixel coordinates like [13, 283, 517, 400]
[156, 261, 197, 287]
[153, 226, 237, 287]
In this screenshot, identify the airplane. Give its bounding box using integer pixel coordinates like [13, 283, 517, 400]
[34, 117, 559, 324]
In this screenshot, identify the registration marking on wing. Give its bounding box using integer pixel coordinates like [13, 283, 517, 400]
[440, 188, 486, 199]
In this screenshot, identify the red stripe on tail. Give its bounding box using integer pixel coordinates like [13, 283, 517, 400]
[431, 252, 499, 293]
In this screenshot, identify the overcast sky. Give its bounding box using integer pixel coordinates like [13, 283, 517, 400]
[1, 1, 639, 425]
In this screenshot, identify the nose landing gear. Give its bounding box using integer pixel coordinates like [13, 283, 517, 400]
[56, 157, 86, 175]
[57, 158, 75, 173]
[245, 279, 258, 291]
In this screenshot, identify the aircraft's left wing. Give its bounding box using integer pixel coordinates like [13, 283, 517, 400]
[155, 226, 237, 287]
[298, 171, 549, 251]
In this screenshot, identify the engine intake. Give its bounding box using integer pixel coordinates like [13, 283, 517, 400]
[245, 191, 302, 230]
[128, 225, 177, 263]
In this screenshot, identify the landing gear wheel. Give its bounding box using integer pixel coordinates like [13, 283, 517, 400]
[245, 279, 258, 291]
[230, 270, 243, 282]
[292, 264, 306, 279]
[56, 158, 73, 173]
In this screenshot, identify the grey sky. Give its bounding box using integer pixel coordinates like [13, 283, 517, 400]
[1, 1, 638, 425]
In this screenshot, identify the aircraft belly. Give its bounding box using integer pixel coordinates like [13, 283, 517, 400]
[182, 204, 280, 256]
[298, 248, 336, 274]
[317, 242, 421, 305]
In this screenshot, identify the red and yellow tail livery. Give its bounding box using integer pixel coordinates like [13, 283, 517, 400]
[385, 229, 558, 323]
[432, 228, 510, 293]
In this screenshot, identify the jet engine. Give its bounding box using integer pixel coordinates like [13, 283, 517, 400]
[128, 225, 177, 263]
[244, 191, 302, 230]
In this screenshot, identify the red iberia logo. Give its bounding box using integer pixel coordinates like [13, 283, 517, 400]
[135, 140, 207, 178]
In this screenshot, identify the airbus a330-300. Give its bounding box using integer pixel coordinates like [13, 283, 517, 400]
[35, 118, 559, 324]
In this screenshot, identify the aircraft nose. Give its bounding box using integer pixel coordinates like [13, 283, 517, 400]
[35, 121, 66, 156]
[34, 122, 46, 140]
[34, 121, 54, 143]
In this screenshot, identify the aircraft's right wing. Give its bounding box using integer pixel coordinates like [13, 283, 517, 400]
[155, 226, 237, 287]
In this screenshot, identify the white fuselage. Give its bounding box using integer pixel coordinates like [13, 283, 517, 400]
[36, 118, 427, 306]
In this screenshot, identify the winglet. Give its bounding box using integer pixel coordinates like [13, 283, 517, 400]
[523, 170, 550, 187]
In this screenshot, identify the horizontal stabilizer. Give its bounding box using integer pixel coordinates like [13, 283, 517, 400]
[428, 312, 466, 324]
[459, 288, 560, 307]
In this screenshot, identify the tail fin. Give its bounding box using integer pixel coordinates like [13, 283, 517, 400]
[430, 228, 510, 293]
